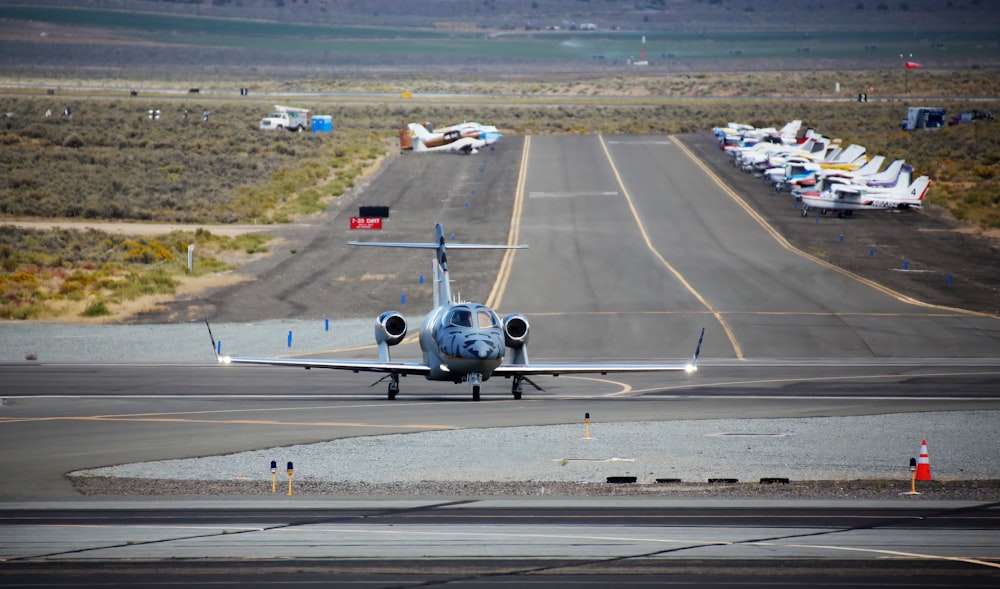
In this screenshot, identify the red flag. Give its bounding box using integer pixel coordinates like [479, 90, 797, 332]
[905, 61, 922, 69]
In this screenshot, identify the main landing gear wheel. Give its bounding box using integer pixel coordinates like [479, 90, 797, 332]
[387, 374, 399, 400]
[512, 377, 524, 400]
[472, 385, 481, 401]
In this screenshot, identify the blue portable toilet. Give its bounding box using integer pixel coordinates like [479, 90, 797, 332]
[312, 115, 332, 133]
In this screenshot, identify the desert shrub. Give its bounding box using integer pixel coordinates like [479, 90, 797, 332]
[81, 299, 110, 317]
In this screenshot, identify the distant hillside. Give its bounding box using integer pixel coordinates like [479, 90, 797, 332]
[1, 0, 997, 78]
[3, 0, 999, 32]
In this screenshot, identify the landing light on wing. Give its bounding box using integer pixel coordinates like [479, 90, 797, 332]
[685, 364, 697, 374]
[220, 356, 232, 364]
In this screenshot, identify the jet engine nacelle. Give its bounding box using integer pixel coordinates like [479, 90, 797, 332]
[375, 311, 407, 346]
[502, 313, 530, 348]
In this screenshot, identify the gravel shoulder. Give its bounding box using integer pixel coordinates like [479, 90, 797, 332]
[70, 477, 1000, 501]
[69, 413, 1000, 500]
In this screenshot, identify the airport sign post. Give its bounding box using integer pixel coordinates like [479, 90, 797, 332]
[350, 217, 383, 230]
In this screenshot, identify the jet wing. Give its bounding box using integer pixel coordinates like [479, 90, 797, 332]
[495, 327, 704, 377]
[205, 321, 431, 375]
[216, 355, 433, 376]
[493, 361, 694, 377]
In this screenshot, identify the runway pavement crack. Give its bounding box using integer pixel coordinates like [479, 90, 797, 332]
[4, 525, 279, 563]
[4, 500, 479, 563]
[378, 500, 1000, 586]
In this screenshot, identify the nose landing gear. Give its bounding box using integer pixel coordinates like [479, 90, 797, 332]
[468, 373, 483, 401]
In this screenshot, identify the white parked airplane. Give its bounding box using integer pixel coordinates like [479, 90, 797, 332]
[402, 122, 499, 154]
[767, 147, 874, 188]
[209, 224, 704, 401]
[800, 172, 930, 218]
[718, 120, 801, 148]
[425, 121, 503, 144]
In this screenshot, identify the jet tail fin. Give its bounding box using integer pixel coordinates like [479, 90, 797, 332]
[348, 224, 527, 306]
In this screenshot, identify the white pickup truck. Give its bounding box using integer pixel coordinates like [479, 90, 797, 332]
[259, 106, 312, 131]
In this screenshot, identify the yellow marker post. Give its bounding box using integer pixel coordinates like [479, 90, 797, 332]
[584, 412, 591, 440]
[287, 461, 294, 496]
[270, 460, 277, 494]
[901, 457, 921, 496]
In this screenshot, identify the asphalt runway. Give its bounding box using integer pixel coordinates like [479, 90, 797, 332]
[1, 134, 999, 584]
[1, 500, 998, 587]
[504, 135, 999, 362]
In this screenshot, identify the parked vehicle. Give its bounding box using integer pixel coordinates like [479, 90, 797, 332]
[260, 105, 312, 131]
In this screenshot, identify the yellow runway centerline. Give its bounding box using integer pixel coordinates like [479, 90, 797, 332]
[487, 135, 530, 311]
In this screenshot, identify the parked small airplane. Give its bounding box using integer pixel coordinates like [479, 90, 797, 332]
[208, 224, 704, 401]
[764, 146, 885, 192]
[795, 158, 908, 201]
[800, 172, 930, 218]
[717, 120, 801, 148]
[402, 122, 500, 154]
[426, 121, 503, 144]
[784, 155, 887, 195]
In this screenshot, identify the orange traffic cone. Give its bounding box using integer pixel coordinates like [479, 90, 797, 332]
[915, 439, 932, 481]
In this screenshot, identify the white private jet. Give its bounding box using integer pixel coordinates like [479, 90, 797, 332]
[209, 224, 704, 401]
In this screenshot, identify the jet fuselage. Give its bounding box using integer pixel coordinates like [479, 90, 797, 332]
[419, 302, 505, 382]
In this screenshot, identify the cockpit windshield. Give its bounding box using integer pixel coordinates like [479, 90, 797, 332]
[477, 309, 499, 328]
[446, 306, 500, 329]
[448, 308, 473, 328]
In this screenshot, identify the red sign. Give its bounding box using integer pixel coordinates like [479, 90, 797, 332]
[350, 216, 383, 230]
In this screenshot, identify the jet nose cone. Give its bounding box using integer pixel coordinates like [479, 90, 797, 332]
[466, 338, 498, 360]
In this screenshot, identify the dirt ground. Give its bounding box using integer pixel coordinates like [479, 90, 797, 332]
[124, 134, 999, 324]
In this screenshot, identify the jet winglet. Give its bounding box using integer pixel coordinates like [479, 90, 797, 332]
[687, 327, 705, 373]
[205, 319, 220, 360]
